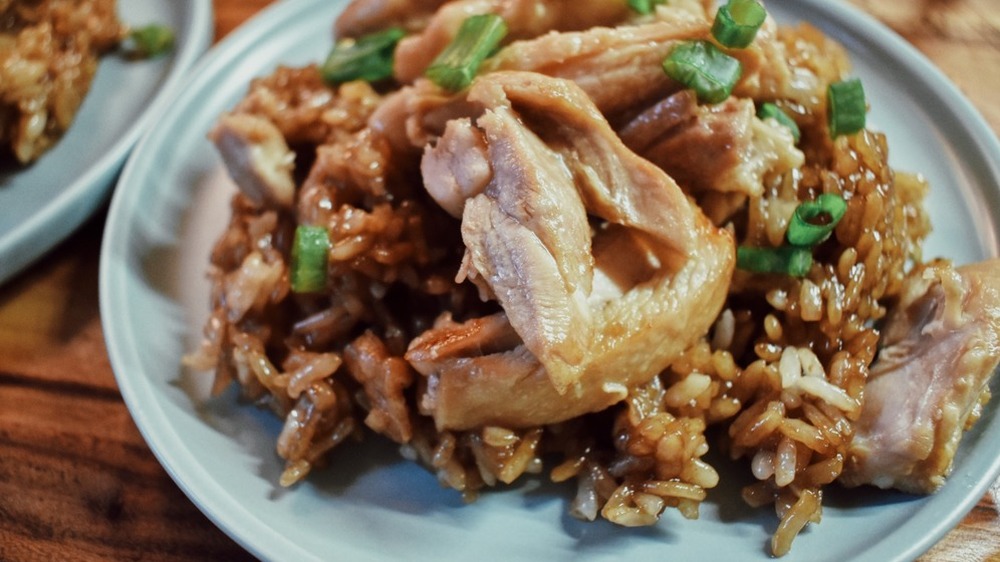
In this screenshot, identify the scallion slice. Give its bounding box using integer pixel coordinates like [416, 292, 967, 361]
[291, 225, 331, 293]
[827, 78, 867, 137]
[628, 0, 667, 15]
[425, 14, 508, 92]
[786, 193, 847, 247]
[757, 102, 801, 143]
[662, 40, 742, 104]
[322, 27, 405, 84]
[711, 0, 767, 48]
[128, 24, 175, 58]
[737, 245, 813, 277]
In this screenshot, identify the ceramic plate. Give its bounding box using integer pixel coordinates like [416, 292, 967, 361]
[100, 0, 1000, 560]
[0, 0, 212, 284]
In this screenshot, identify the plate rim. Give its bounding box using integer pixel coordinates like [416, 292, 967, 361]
[102, 2, 346, 560]
[99, 0, 1000, 561]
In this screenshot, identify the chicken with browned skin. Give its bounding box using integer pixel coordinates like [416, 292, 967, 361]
[406, 71, 734, 430]
[842, 259, 1000, 493]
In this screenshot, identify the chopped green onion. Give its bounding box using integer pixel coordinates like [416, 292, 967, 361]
[757, 102, 801, 143]
[628, 0, 667, 15]
[128, 24, 174, 58]
[425, 14, 508, 92]
[786, 193, 847, 247]
[711, 0, 767, 48]
[827, 78, 867, 137]
[662, 40, 742, 104]
[322, 27, 405, 84]
[291, 225, 331, 293]
[736, 245, 813, 277]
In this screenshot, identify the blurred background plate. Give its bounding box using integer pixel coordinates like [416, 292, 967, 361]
[0, 0, 212, 285]
[100, 0, 1000, 560]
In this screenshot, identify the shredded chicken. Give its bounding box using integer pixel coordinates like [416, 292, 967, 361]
[842, 259, 1000, 493]
[405, 72, 733, 429]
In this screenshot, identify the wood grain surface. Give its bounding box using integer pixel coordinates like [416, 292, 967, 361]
[1, 1, 998, 560]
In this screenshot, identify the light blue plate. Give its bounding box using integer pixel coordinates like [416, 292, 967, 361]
[100, 0, 1000, 560]
[0, 0, 212, 284]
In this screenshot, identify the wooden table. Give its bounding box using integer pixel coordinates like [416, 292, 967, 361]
[1, 1, 998, 560]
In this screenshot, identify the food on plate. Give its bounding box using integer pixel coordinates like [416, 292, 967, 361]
[0, 0, 173, 165]
[0, 0, 124, 164]
[186, 0, 1000, 556]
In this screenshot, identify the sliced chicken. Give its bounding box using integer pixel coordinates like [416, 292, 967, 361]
[392, 0, 632, 84]
[209, 113, 296, 209]
[483, 16, 708, 117]
[841, 259, 1000, 493]
[405, 72, 734, 430]
[618, 91, 803, 199]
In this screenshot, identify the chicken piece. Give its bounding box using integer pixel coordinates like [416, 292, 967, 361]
[406, 314, 557, 427]
[618, 91, 803, 199]
[371, 9, 828, 166]
[420, 117, 493, 217]
[368, 78, 482, 157]
[616, 89, 698, 152]
[392, 0, 632, 84]
[343, 331, 416, 444]
[368, 1, 713, 154]
[335, 0, 449, 38]
[209, 113, 296, 209]
[405, 72, 734, 430]
[482, 15, 709, 117]
[841, 259, 1000, 493]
